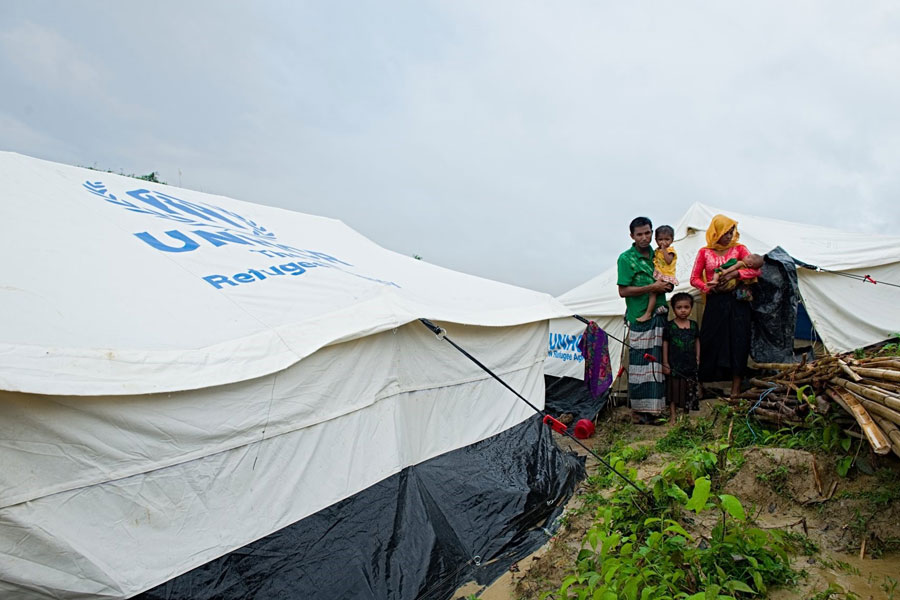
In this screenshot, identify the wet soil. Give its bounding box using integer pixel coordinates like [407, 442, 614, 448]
[453, 400, 900, 600]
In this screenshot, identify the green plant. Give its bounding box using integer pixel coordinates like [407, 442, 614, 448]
[883, 575, 899, 600]
[547, 457, 797, 600]
[783, 531, 819, 556]
[655, 417, 715, 454]
[585, 442, 654, 493]
[878, 333, 900, 356]
[85, 165, 167, 184]
[136, 171, 163, 183]
[727, 404, 858, 478]
[809, 583, 859, 600]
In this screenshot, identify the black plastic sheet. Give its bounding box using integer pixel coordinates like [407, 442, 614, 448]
[750, 246, 801, 364]
[137, 415, 584, 600]
[544, 374, 609, 431]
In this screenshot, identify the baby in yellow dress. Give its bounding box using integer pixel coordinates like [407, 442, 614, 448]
[637, 225, 678, 322]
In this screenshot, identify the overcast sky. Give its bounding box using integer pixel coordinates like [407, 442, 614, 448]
[3, 1, 899, 294]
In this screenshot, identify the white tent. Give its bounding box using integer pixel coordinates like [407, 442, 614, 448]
[547, 202, 900, 380]
[0, 153, 580, 599]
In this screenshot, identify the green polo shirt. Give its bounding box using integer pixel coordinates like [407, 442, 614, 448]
[617, 243, 668, 324]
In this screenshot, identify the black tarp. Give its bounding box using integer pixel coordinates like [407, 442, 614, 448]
[544, 374, 609, 431]
[137, 415, 584, 600]
[750, 246, 802, 364]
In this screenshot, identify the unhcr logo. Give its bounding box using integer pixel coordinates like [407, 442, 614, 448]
[83, 181, 273, 241]
[82, 179, 349, 262]
[548, 332, 584, 362]
[83, 179, 400, 289]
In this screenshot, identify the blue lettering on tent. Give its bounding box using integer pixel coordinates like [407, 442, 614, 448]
[134, 230, 200, 253]
[548, 332, 583, 352]
[193, 229, 252, 247]
[87, 179, 396, 288]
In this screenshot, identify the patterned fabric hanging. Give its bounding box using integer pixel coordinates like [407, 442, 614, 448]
[578, 321, 613, 398]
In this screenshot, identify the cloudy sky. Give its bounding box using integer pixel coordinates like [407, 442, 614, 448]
[2, 1, 899, 294]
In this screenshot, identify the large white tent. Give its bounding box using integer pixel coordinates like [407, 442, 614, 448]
[0, 153, 582, 599]
[547, 202, 900, 380]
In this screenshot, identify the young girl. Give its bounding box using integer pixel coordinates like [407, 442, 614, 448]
[662, 292, 701, 422]
[637, 225, 678, 322]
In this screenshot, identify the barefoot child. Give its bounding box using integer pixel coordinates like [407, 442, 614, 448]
[637, 225, 678, 322]
[662, 292, 700, 422]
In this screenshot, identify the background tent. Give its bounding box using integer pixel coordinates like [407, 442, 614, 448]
[0, 153, 583, 599]
[547, 202, 900, 381]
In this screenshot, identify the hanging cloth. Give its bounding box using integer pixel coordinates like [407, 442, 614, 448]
[578, 321, 613, 398]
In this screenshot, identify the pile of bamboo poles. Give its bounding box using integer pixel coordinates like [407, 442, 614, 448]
[731, 354, 900, 458]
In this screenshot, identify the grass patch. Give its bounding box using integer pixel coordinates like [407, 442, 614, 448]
[655, 417, 716, 454]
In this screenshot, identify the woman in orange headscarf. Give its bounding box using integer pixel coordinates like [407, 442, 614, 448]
[690, 215, 762, 398]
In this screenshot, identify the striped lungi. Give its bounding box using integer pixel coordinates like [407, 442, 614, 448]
[627, 314, 666, 415]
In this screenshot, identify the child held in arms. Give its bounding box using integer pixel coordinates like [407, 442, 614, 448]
[708, 253, 765, 301]
[662, 292, 701, 423]
[708, 253, 764, 290]
[637, 225, 678, 322]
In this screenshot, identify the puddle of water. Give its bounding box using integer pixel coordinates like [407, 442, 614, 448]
[452, 544, 548, 600]
[771, 551, 900, 599]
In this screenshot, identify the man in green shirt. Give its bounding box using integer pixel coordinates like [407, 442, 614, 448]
[617, 217, 672, 422]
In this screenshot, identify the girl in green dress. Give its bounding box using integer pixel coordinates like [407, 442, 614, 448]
[662, 292, 701, 423]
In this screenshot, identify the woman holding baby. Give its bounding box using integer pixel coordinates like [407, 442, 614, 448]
[690, 215, 763, 399]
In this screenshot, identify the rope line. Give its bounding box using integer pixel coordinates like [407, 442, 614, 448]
[797, 263, 900, 289]
[745, 386, 778, 441]
[417, 318, 651, 505]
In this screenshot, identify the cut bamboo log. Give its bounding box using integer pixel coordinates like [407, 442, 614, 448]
[858, 356, 900, 365]
[870, 413, 900, 459]
[858, 358, 900, 370]
[838, 359, 863, 382]
[753, 362, 800, 371]
[831, 378, 900, 412]
[749, 378, 782, 390]
[751, 407, 803, 426]
[835, 387, 900, 427]
[828, 389, 851, 413]
[860, 378, 900, 394]
[852, 367, 900, 383]
[826, 389, 890, 454]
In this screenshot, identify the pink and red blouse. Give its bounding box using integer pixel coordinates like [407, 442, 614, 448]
[690, 245, 762, 294]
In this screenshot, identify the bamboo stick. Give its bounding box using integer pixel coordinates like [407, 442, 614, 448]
[860, 378, 900, 394]
[828, 388, 852, 413]
[826, 389, 890, 454]
[858, 358, 900, 370]
[870, 413, 900, 459]
[752, 362, 800, 371]
[831, 378, 900, 412]
[853, 367, 900, 383]
[749, 378, 782, 390]
[835, 387, 900, 427]
[751, 407, 803, 426]
[838, 359, 863, 382]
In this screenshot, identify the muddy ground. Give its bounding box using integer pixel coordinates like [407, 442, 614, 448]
[454, 400, 900, 600]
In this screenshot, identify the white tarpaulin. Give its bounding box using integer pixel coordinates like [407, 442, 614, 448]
[547, 202, 900, 379]
[0, 152, 569, 396]
[0, 153, 574, 599]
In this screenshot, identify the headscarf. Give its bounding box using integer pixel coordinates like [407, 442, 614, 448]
[705, 214, 740, 250]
